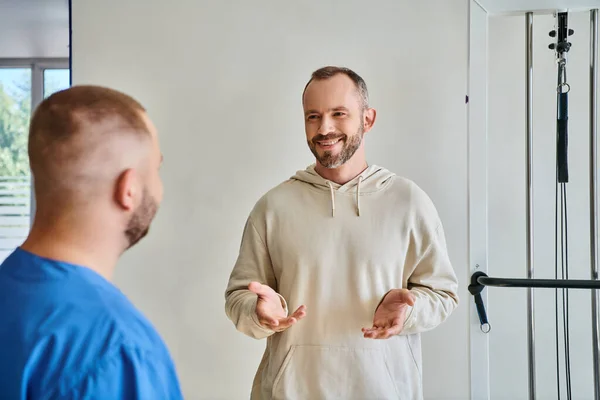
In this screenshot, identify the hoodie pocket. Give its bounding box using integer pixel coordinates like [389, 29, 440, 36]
[271, 345, 400, 400]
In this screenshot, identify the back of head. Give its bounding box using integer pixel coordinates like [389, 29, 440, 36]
[29, 85, 148, 194]
[28, 85, 162, 248]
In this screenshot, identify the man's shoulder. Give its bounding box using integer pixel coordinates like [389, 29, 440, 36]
[44, 281, 170, 365]
[80, 281, 171, 355]
[382, 173, 442, 221]
[382, 173, 431, 200]
[0, 250, 180, 399]
[265, 175, 303, 196]
[247, 176, 303, 215]
[49, 325, 180, 399]
[51, 269, 166, 348]
[40, 292, 178, 398]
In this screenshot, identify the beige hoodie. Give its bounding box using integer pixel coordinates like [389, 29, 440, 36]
[225, 164, 459, 400]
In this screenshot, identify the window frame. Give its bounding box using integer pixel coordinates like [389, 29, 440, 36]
[0, 58, 70, 224]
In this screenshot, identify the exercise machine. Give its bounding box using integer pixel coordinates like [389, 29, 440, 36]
[468, 4, 599, 400]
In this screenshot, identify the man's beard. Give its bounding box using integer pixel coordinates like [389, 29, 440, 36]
[308, 125, 364, 169]
[124, 188, 158, 249]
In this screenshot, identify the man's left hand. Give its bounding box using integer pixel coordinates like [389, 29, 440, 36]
[362, 289, 416, 339]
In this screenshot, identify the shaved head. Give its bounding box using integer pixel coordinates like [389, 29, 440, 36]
[28, 85, 163, 249]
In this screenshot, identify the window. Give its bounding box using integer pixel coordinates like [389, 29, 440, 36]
[44, 68, 70, 98]
[0, 61, 70, 263]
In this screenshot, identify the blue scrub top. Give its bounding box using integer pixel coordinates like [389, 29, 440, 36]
[0, 247, 183, 399]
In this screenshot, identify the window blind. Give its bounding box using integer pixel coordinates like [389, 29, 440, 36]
[0, 176, 30, 263]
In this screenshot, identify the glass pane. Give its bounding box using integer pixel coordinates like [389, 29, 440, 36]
[44, 68, 70, 98]
[0, 68, 32, 263]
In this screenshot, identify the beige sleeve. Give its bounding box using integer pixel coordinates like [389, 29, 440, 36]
[224, 216, 288, 339]
[402, 222, 459, 335]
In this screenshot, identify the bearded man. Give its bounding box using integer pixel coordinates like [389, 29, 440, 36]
[0, 85, 182, 399]
[225, 66, 459, 400]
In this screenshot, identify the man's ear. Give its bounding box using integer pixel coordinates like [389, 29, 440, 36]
[114, 168, 138, 211]
[363, 107, 377, 133]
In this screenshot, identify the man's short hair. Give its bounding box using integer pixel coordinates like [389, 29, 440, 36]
[302, 66, 369, 109]
[28, 85, 149, 177]
[27, 85, 151, 199]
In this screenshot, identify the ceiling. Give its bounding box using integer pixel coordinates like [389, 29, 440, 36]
[476, 0, 600, 15]
[0, 0, 595, 57]
[0, 0, 69, 58]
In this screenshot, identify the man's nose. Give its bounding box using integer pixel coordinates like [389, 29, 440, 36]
[317, 116, 334, 135]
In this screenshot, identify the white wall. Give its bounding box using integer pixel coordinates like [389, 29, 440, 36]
[487, 10, 600, 400]
[71, 1, 470, 399]
[0, 0, 69, 58]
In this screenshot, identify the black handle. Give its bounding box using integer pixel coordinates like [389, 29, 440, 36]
[468, 271, 491, 333]
[474, 293, 490, 333]
[468, 269, 600, 334]
[557, 90, 569, 183]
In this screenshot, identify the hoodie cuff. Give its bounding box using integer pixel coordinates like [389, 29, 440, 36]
[402, 302, 416, 332]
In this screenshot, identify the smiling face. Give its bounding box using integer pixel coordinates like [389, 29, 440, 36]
[302, 71, 375, 169]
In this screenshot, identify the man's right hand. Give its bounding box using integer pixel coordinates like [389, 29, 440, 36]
[248, 282, 306, 332]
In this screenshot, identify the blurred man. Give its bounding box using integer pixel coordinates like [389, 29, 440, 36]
[225, 66, 459, 399]
[0, 86, 182, 399]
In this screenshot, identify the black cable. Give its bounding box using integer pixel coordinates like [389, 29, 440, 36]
[554, 122, 572, 400]
[566, 185, 572, 399]
[555, 177, 561, 399]
[561, 183, 572, 400]
[551, 14, 573, 395]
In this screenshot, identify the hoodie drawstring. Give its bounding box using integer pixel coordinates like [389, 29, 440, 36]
[327, 177, 363, 217]
[327, 181, 335, 217]
[357, 176, 363, 216]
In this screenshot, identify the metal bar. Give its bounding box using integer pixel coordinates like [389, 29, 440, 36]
[591, 8, 600, 400]
[68, 0, 72, 86]
[525, 11, 536, 400]
[29, 64, 45, 227]
[31, 63, 44, 110]
[0, 58, 69, 68]
[466, 2, 491, 398]
[477, 276, 600, 289]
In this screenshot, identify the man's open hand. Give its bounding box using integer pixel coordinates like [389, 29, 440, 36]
[362, 288, 416, 339]
[248, 282, 306, 332]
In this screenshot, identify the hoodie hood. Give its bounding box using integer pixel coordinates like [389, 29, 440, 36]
[290, 164, 395, 217]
